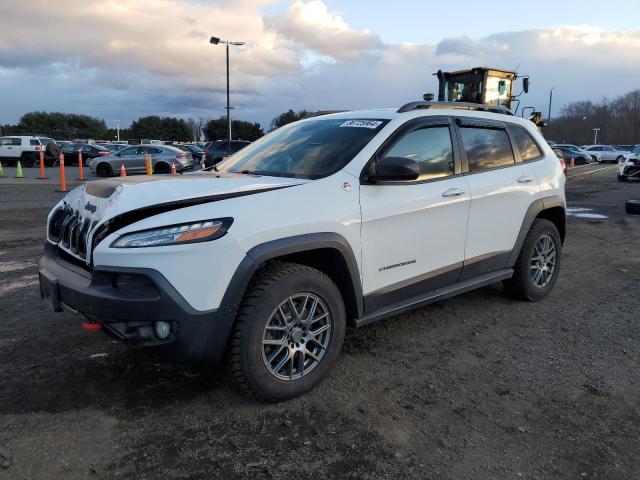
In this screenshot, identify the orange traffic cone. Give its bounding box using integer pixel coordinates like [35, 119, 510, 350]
[170, 162, 177, 175]
[76, 150, 85, 181]
[37, 150, 49, 179]
[569, 158, 575, 168]
[55, 151, 68, 192]
[120, 164, 127, 177]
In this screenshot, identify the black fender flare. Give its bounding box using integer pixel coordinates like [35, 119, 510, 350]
[198, 233, 363, 364]
[508, 195, 566, 267]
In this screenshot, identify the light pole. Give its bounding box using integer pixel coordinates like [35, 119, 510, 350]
[593, 128, 601, 144]
[115, 120, 120, 142]
[547, 87, 555, 126]
[210, 36, 245, 154]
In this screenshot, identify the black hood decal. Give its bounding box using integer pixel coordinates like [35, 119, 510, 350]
[91, 184, 296, 257]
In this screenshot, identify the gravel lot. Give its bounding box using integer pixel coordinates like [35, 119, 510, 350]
[1, 164, 639, 479]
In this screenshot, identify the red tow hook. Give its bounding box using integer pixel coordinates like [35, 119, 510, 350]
[82, 322, 102, 331]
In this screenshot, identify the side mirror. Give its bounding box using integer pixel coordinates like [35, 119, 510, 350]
[369, 156, 420, 182]
[522, 77, 530, 94]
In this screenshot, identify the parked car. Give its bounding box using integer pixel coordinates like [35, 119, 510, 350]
[617, 145, 640, 181]
[554, 144, 596, 165]
[203, 140, 250, 168]
[61, 143, 109, 166]
[88, 144, 194, 176]
[552, 148, 567, 175]
[40, 102, 566, 401]
[582, 145, 626, 163]
[0, 135, 58, 167]
[615, 145, 635, 153]
[178, 144, 205, 162]
[103, 143, 129, 154]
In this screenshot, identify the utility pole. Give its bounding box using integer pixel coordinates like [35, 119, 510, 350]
[593, 128, 601, 144]
[547, 88, 555, 126]
[116, 120, 120, 142]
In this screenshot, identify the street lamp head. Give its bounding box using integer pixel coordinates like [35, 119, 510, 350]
[209, 36, 220, 45]
[229, 41, 245, 46]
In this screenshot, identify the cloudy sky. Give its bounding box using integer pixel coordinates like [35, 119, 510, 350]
[1, 0, 639, 129]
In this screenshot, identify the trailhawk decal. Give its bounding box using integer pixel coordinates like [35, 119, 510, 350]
[379, 260, 416, 272]
[339, 120, 383, 129]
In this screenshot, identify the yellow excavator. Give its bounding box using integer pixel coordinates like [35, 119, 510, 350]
[431, 67, 544, 127]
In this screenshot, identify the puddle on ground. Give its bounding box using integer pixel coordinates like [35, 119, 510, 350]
[573, 213, 608, 219]
[566, 207, 608, 220]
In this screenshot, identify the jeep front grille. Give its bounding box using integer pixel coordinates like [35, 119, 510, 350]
[48, 207, 97, 262]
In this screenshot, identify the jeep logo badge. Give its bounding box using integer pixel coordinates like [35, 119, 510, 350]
[84, 202, 97, 213]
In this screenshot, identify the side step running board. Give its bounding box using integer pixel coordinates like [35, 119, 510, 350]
[355, 268, 513, 328]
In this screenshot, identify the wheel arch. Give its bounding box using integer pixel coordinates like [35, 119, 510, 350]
[246, 233, 363, 321]
[508, 196, 566, 267]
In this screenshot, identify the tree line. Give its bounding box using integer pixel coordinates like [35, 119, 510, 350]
[545, 89, 640, 145]
[0, 108, 316, 143]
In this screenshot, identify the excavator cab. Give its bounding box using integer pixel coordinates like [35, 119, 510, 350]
[434, 67, 543, 126]
[435, 67, 529, 111]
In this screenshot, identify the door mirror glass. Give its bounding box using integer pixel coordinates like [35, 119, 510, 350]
[523, 77, 529, 93]
[370, 156, 420, 182]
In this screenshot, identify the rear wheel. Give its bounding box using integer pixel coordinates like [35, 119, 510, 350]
[96, 163, 113, 177]
[20, 153, 35, 168]
[154, 162, 170, 174]
[504, 219, 561, 302]
[228, 262, 346, 402]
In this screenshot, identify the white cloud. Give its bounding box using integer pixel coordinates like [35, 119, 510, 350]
[0, 2, 639, 129]
[264, 0, 383, 61]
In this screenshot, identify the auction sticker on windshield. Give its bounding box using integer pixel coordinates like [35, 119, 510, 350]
[339, 120, 383, 129]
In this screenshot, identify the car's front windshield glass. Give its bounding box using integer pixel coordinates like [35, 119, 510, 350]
[217, 118, 390, 179]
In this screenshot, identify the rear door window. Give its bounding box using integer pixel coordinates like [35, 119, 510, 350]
[508, 125, 542, 161]
[459, 127, 515, 172]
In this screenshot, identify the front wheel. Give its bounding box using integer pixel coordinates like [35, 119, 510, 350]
[96, 163, 113, 177]
[504, 219, 562, 302]
[228, 262, 346, 402]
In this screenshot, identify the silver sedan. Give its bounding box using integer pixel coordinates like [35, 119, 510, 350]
[89, 145, 195, 176]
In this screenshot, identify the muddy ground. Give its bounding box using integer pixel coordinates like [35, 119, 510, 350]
[1, 163, 639, 479]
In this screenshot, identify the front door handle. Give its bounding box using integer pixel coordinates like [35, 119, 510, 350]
[442, 187, 465, 197]
[517, 175, 534, 183]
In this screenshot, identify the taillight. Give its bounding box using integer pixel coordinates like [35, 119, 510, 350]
[99, 151, 109, 156]
[35, 145, 42, 151]
[559, 158, 566, 172]
[176, 153, 187, 159]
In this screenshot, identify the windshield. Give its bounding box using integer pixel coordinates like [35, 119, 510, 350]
[38, 137, 54, 145]
[217, 118, 389, 179]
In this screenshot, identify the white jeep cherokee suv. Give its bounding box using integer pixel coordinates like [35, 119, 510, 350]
[39, 102, 566, 401]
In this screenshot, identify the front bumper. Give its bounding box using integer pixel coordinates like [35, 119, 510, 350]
[38, 242, 246, 364]
[620, 164, 640, 178]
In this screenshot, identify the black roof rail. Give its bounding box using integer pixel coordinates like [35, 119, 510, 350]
[397, 101, 513, 115]
[302, 110, 350, 119]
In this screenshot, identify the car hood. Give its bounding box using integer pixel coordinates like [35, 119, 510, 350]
[71, 172, 304, 219]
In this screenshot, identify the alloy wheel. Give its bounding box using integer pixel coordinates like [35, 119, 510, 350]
[261, 293, 332, 381]
[530, 234, 558, 288]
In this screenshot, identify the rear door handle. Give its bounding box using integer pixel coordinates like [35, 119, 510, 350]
[517, 175, 534, 183]
[442, 187, 465, 197]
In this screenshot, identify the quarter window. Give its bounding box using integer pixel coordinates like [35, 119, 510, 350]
[384, 126, 454, 181]
[460, 127, 515, 172]
[509, 126, 542, 161]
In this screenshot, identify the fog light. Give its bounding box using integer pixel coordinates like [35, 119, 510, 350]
[154, 321, 171, 340]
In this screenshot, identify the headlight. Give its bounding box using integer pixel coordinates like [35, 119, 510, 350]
[111, 218, 233, 248]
